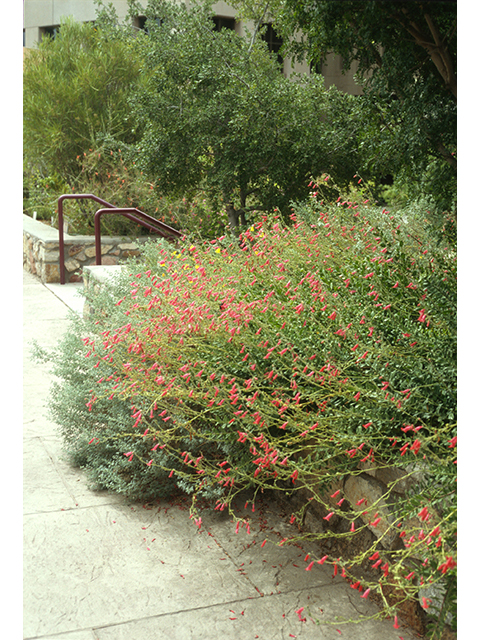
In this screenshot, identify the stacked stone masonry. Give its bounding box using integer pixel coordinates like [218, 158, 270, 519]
[23, 215, 149, 283]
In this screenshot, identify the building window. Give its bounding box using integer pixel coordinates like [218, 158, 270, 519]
[134, 15, 163, 33]
[135, 16, 148, 32]
[40, 25, 60, 41]
[262, 23, 283, 65]
[212, 16, 236, 32]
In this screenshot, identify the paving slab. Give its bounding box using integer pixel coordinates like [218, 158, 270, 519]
[93, 588, 412, 640]
[23, 502, 255, 638]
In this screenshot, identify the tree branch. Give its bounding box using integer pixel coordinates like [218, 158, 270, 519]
[424, 13, 457, 100]
[394, 10, 456, 100]
[247, 2, 271, 55]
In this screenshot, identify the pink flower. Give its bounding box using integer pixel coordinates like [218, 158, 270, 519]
[295, 607, 306, 622]
[417, 309, 427, 322]
[328, 310, 337, 320]
[324, 512, 334, 522]
[393, 615, 400, 629]
[438, 556, 456, 574]
[411, 439, 422, 455]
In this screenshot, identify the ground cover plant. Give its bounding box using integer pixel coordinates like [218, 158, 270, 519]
[36, 180, 456, 638]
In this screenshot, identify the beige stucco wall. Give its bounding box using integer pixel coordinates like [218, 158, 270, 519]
[24, 0, 136, 47]
[320, 53, 363, 95]
[23, 0, 360, 91]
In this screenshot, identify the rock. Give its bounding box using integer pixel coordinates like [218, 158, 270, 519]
[101, 256, 118, 266]
[68, 244, 84, 257]
[64, 259, 80, 272]
[344, 473, 400, 548]
[41, 263, 60, 283]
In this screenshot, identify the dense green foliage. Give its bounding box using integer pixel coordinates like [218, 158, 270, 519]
[23, 0, 456, 236]
[123, 0, 360, 224]
[34, 186, 456, 636]
[273, 0, 457, 211]
[22, 16, 151, 234]
[23, 17, 142, 180]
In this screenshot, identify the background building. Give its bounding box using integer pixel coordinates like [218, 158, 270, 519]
[23, 0, 362, 93]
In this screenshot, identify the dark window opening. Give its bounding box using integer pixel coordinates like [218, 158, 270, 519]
[40, 25, 60, 41]
[262, 23, 283, 66]
[212, 16, 236, 32]
[136, 16, 148, 32]
[134, 15, 163, 33]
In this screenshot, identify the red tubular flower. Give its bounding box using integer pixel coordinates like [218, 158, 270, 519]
[295, 607, 306, 622]
[418, 506, 430, 522]
[417, 309, 427, 322]
[438, 556, 456, 574]
[411, 439, 422, 455]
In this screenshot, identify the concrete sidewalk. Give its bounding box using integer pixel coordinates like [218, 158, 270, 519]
[22, 269, 420, 640]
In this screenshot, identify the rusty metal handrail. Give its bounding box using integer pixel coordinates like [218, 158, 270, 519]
[94, 207, 182, 265]
[57, 194, 182, 284]
[58, 194, 117, 284]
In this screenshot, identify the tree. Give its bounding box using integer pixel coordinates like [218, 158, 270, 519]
[123, 0, 361, 227]
[273, 0, 457, 210]
[23, 16, 142, 181]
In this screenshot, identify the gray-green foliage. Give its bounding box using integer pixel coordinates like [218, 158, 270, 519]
[30, 248, 228, 503]
[29, 260, 172, 501]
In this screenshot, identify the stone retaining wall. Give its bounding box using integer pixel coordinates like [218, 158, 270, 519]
[23, 215, 150, 283]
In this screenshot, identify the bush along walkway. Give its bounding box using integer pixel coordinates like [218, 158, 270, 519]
[28, 185, 456, 639]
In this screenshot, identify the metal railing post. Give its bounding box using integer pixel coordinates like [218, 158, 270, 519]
[57, 194, 182, 282]
[58, 196, 66, 284]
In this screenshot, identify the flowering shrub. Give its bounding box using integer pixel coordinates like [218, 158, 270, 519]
[44, 182, 456, 636]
